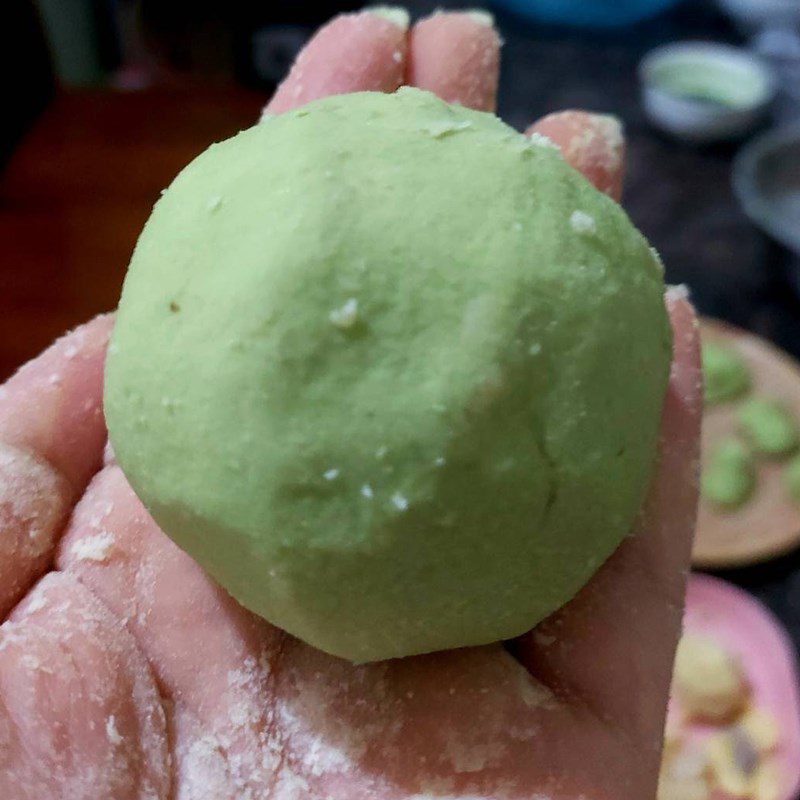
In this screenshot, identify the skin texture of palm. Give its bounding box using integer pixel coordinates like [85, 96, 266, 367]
[0, 9, 701, 800]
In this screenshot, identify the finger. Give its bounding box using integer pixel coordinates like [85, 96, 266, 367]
[407, 10, 500, 112]
[0, 447, 71, 618]
[57, 466, 284, 799]
[0, 314, 112, 617]
[0, 572, 170, 800]
[515, 289, 701, 758]
[0, 314, 112, 491]
[526, 111, 625, 201]
[263, 8, 409, 117]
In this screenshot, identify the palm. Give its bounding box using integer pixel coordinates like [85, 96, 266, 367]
[0, 10, 701, 799]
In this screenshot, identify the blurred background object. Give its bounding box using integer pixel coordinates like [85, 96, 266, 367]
[35, 0, 108, 86]
[0, 1, 55, 167]
[716, 0, 800, 33]
[2, 0, 800, 692]
[735, 125, 800, 271]
[639, 41, 775, 142]
[658, 574, 800, 800]
[491, 0, 684, 27]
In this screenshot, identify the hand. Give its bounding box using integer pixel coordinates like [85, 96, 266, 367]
[0, 9, 701, 799]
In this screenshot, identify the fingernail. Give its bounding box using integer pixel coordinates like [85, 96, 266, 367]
[596, 115, 624, 152]
[366, 6, 410, 30]
[664, 288, 702, 416]
[665, 284, 691, 304]
[465, 9, 495, 27]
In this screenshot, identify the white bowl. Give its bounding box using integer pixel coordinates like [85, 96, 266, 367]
[717, 0, 800, 32]
[733, 123, 800, 256]
[639, 42, 776, 143]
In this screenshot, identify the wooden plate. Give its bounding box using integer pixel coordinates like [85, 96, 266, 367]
[694, 318, 800, 568]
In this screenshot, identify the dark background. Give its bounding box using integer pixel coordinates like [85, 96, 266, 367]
[2, 0, 800, 659]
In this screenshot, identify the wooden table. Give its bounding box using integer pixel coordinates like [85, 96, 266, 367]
[0, 87, 264, 380]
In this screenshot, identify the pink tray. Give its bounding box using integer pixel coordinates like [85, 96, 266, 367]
[678, 573, 800, 800]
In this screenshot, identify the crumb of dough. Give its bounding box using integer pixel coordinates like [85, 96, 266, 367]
[705, 731, 753, 796]
[738, 707, 780, 754]
[657, 738, 712, 800]
[673, 634, 748, 723]
[751, 759, 783, 800]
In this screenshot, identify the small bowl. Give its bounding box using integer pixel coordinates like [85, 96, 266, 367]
[734, 123, 800, 256]
[639, 42, 776, 143]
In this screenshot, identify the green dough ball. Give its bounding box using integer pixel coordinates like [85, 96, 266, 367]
[701, 438, 755, 510]
[701, 341, 750, 406]
[784, 455, 800, 503]
[737, 398, 799, 459]
[105, 88, 671, 662]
